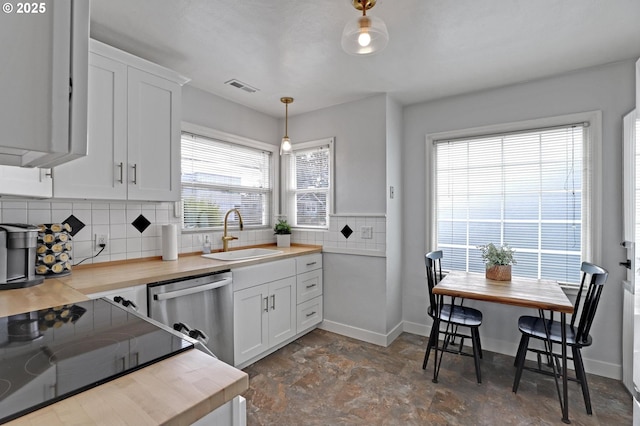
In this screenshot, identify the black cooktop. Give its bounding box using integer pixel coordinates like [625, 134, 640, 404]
[0, 298, 194, 424]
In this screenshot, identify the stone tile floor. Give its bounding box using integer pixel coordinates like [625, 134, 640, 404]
[242, 329, 632, 425]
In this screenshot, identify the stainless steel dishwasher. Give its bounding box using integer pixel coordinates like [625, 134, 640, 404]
[147, 270, 234, 365]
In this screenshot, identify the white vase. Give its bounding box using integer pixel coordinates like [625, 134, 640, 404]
[276, 234, 290, 248]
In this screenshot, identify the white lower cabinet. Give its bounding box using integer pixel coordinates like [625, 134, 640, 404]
[232, 254, 323, 367]
[295, 254, 323, 334]
[233, 276, 296, 366]
[87, 284, 148, 317]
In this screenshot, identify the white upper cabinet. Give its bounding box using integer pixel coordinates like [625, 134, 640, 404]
[53, 52, 127, 199]
[126, 68, 181, 201]
[0, 167, 52, 198]
[54, 40, 188, 201]
[0, 0, 89, 168]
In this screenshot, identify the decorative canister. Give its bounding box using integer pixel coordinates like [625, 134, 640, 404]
[36, 223, 73, 277]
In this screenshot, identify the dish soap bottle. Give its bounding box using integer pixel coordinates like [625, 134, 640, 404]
[202, 235, 211, 254]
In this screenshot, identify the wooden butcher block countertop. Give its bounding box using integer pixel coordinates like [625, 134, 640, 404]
[57, 244, 322, 295]
[5, 350, 248, 426]
[2, 244, 321, 424]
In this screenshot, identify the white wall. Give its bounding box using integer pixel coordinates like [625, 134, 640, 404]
[182, 85, 279, 145]
[385, 97, 403, 334]
[288, 94, 395, 344]
[287, 94, 387, 214]
[402, 60, 637, 378]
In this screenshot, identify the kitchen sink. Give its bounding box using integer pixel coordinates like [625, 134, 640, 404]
[202, 248, 283, 261]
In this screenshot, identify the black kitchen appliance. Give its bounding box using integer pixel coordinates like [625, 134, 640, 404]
[0, 298, 194, 424]
[0, 224, 44, 290]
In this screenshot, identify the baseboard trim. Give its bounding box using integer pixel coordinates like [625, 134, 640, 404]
[319, 320, 403, 347]
[399, 321, 620, 380]
[317, 319, 621, 379]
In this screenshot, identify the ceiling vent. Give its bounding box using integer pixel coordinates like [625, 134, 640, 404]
[224, 79, 259, 93]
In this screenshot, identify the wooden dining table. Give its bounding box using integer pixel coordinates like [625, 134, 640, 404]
[432, 270, 575, 424]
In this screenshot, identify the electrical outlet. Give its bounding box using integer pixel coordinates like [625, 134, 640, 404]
[95, 234, 108, 250]
[360, 226, 373, 239]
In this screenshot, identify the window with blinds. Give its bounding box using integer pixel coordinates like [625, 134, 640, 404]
[434, 124, 589, 284]
[283, 138, 333, 228]
[181, 132, 273, 229]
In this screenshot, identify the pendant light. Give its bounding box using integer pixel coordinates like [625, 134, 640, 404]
[280, 97, 293, 155]
[341, 0, 388, 56]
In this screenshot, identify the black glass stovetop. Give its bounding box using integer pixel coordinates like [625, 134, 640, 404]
[0, 298, 194, 424]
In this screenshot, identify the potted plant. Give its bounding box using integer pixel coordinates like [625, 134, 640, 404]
[274, 218, 292, 247]
[478, 243, 516, 281]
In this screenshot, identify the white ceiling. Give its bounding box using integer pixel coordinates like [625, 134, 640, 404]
[90, 0, 640, 118]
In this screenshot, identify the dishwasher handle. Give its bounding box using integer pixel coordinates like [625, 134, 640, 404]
[153, 277, 232, 301]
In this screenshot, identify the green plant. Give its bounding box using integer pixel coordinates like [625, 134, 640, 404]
[273, 218, 292, 235]
[477, 243, 517, 267]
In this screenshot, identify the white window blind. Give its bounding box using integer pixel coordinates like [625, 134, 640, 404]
[181, 132, 272, 229]
[283, 138, 333, 228]
[434, 123, 589, 284]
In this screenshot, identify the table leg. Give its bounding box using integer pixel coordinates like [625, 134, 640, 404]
[561, 312, 570, 424]
[539, 309, 568, 423]
[432, 294, 442, 383]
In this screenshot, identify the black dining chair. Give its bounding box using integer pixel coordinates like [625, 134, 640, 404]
[512, 261, 608, 415]
[422, 250, 484, 383]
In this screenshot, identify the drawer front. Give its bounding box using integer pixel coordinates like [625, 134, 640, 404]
[296, 253, 322, 274]
[296, 269, 322, 304]
[232, 258, 296, 292]
[296, 296, 323, 334]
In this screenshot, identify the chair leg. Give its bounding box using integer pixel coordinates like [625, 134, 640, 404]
[512, 334, 529, 393]
[471, 327, 482, 383]
[573, 346, 592, 415]
[475, 329, 483, 359]
[422, 322, 438, 370]
[514, 333, 527, 367]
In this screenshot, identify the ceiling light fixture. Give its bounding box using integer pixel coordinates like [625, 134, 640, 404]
[280, 97, 294, 155]
[341, 0, 388, 56]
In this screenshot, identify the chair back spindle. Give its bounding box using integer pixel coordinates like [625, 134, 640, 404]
[574, 262, 608, 344]
[425, 251, 443, 315]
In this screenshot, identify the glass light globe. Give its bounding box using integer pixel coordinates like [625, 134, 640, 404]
[341, 14, 388, 55]
[281, 136, 292, 153]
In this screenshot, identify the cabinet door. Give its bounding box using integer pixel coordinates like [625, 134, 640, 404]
[127, 68, 181, 201]
[234, 284, 269, 365]
[268, 277, 297, 348]
[0, 0, 70, 165]
[0, 166, 52, 197]
[54, 53, 127, 199]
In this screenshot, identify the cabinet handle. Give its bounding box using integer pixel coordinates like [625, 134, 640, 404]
[119, 357, 126, 372]
[263, 296, 269, 312]
[131, 164, 138, 184]
[306, 261, 317, 266]
[117, 162, 124, 184]
[306, 283, 317, 289]
[271, 295, 276, 310]
[130, 352, 139, 367]
[306, 311, 316, 318]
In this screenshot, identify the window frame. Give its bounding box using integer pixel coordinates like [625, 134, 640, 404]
[281, 137, 335, 230]
[180, 122, 279, 232]
[425, 111, 603, 287]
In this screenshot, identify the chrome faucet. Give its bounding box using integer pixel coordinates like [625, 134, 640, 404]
[222, 208, 244, 251]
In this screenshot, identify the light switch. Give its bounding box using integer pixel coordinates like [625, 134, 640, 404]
[360, 226, 373, 239]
